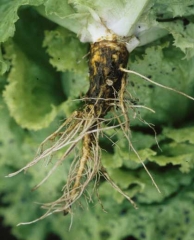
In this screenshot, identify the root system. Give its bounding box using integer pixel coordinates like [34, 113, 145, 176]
[8, 39, 194, 225]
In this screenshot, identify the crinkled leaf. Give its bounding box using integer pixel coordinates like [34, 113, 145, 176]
[135, 168, 192, 203]
[149, 140, 194, 172]
[97, 171, 194, 240]
[103, 168, 145, 203]
[153, 0, 194, 17]
[0, 92, 72, 236]
[43, 27, 88, 73]
[163, 126, 194, 144]
[166, 0, 194, 17]
[0, 0, 44, 74]
[42, 26, 89, 116]
[2, 8, 65, 130]
[103, 167, 192, 204]
[2, 158, 194, 240]
[0, 0, 43, 43]
[113, 129, 158, 169]
[128, 43, 194, 125]
[159, 21, 194, 59]
[3, 42, 60, 130]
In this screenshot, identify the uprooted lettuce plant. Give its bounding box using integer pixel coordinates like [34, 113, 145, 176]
[1, 0, 194, 239]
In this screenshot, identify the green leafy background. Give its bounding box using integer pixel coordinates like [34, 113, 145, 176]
[1, 1, 194, 240]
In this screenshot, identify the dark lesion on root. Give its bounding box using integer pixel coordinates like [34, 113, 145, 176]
[86, 40, 129, 117]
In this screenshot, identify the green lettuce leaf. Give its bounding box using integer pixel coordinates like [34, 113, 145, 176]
[42, 26, 89, 114]
[163, 126, 194, 144]
[2, 8, 65, 130]
[151, 0, 194, 18]
[0, 0, 44, 75]
[43, 27, 88, 73]
[128, 42, 194, 125]
[3, 41, 59, 130]
[159, 21, 194, 59]
[165, 0, 194, 17]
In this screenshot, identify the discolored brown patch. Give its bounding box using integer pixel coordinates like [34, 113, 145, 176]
[86, 40, 129, 117]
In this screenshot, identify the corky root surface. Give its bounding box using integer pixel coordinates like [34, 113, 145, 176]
[86, 40, 129, 117]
